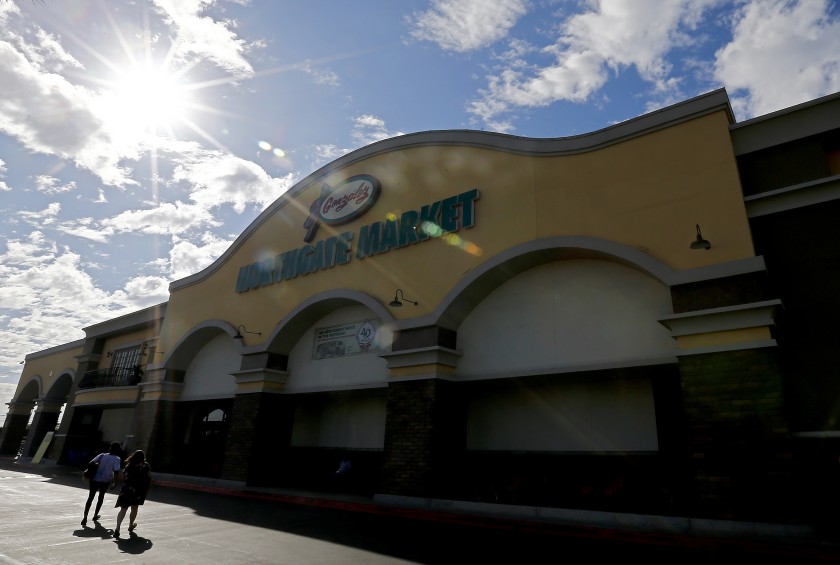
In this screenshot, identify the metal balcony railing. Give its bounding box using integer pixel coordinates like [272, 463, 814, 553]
[78, 366, 143, 389]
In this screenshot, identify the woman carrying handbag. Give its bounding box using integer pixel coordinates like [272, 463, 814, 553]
[114, 449, 152, 537]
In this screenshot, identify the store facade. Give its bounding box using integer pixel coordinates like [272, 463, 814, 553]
[4, 88, 840, 524]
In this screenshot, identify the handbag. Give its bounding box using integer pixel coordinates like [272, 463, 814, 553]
[83, 459, 99, 481]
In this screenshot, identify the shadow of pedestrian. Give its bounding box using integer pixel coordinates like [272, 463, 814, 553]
[114, 532, 153, 554]
[74, 522, 114, 540]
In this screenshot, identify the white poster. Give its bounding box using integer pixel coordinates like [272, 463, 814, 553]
[313, 319, 379, 359]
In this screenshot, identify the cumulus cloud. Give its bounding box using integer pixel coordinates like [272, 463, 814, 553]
[0, 1, 263, 188]
[408, 0, 528, 52]
[0, 159, 9, 192]
[464, 0, 840, 131]
[151, 0, 255, 79]
[172, 151, 296, 213]
[0, 231, 139, 365]
[19, 202, 61, 226]
[714, 0, 840, 119]
[0, 40, 138, 186]
[167, 232, 235, 280]
[103, 201, 219, 235]
[467, 0, 721, 130]
[35, 175, 77, 195]
[122, 275, 171, 306]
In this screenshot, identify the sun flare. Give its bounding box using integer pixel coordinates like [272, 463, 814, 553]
[104, 62, 193, 138]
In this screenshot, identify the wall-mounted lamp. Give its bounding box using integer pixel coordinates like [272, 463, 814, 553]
[233, 324, 262, 340]
[690, 224, 711, 250]
[389, 288, 418, 307]
[106, 351, 112, 358]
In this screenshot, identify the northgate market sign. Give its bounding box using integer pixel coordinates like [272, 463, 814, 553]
[235, 175, 479, 293]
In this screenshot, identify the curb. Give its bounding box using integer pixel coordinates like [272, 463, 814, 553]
[154, 478, 840, 561]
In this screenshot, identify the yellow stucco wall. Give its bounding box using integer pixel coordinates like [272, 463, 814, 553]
[14, 343, 84, 401]
[159, 109, 754, 354]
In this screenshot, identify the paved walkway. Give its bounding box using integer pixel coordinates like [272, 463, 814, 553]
[2, 456, 839, 563]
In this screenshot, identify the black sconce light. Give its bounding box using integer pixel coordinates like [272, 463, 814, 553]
[106, 351, 112, 358]
[690, 224, 711, 250]
[389, 288, 418, 307]
[233, 324, 262, 340]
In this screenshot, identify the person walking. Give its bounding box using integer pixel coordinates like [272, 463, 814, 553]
[81, 441, 123, 526]
[114, 449, 151, 537]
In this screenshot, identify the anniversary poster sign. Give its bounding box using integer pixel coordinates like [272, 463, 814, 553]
[313, 319, 379, 360]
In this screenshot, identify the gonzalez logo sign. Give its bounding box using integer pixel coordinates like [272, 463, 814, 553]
[303, 174, 381, 242]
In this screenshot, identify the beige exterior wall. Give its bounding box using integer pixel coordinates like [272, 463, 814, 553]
[159, 109, 754, 357]
[15, 343, 84, 399]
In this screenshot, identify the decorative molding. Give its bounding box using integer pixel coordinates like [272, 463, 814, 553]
[658, 299, 782, 337]
[673, 339, 778, 357]
[231, 368, 289, 394]
[73, 386, 141, 407]
[380, 346, 461, 369]
[744, 174, 840, 218]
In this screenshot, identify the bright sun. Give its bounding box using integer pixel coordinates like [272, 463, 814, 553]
[105, 63, 192, 137]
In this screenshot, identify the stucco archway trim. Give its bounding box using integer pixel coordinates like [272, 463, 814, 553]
[260, 289, 394, 356]
[395, 236, 766, 331]
[165, 320, 238, 372]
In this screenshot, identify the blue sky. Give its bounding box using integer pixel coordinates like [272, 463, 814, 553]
[1, 0, 839, 385]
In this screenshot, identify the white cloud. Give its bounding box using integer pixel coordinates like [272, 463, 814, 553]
[714, 0, 840, 119]
[55, 218, 115, 243]
[300, 61, 340, 86]
[0, 39, 139, 186]
[0, 231, 139, 361]
[35, 175, 77, 195]
[168, 232, 235, 280]
[467, 0, 721, 130]
[19, 202, 61, 226]
[151, 0, 255, 79]
[0, 159, 9, 192]
[103, 201, 218, 235]
[313, 144, 346, 161]
[409, 0, 528, 52]
[352, 114, 404, 147]
[122, 275, 170, 307]
[172, 151, 296, 213]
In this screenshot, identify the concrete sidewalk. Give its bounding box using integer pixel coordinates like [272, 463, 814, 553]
[4, 455, 839, 562]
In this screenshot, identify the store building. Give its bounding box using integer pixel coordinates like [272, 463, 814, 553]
[3, 88, 840, 525]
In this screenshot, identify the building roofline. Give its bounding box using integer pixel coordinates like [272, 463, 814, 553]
[82, 302, 168, 338]
[171, 89, 734, 292]
[730, 90, 840, 155]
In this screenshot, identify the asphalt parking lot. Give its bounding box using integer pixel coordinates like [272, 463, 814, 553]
[1, 458, 839, 564]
